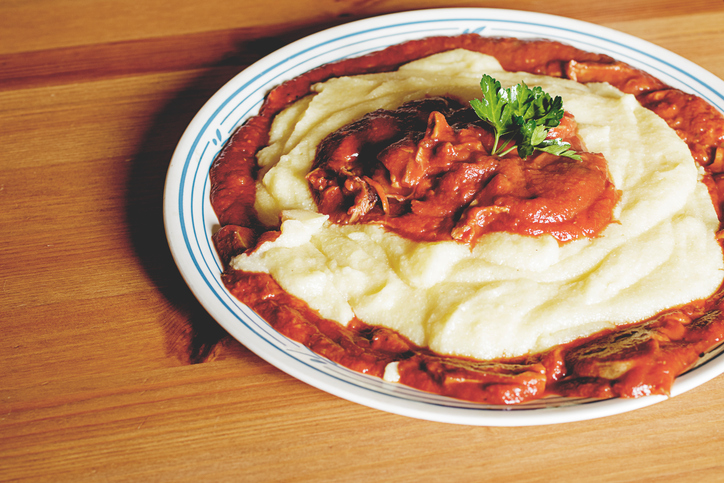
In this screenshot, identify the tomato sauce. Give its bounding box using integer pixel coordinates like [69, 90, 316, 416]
[210, 35, 724, 404]
[307, 97, 619, 244]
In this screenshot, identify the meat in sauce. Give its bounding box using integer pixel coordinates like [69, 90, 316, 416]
[307, 97, 619, 244]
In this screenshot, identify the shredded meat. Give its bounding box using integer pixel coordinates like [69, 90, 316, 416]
[307, 97, 620, 244]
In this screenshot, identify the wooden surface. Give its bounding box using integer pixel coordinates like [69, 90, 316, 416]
[3, 1, 724, 481]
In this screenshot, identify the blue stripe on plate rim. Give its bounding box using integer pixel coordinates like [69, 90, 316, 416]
[165, 8, 724, 425]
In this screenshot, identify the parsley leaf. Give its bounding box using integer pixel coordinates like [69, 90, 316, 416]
[470, 74, 581, 161]
[469, 75, 515, 153]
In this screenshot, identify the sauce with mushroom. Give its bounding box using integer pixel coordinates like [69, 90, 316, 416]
[307, 96, 619, 244]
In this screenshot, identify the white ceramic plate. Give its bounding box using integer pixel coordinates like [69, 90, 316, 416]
[163, 8, 724, 426]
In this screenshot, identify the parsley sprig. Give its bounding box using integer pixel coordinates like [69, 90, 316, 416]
[470, 75, 581, 161]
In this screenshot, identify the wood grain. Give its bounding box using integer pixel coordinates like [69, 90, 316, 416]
[2, 1, 724, 481]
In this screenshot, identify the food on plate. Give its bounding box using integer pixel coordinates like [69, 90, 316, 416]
[210, 34, 724, 404]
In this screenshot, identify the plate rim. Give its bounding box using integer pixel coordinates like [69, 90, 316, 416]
[163, 7, 724, 426]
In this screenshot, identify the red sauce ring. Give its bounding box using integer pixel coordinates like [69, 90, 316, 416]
[210, 34, 724, 405]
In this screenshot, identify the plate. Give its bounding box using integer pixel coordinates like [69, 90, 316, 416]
[163, 8, 724, 426]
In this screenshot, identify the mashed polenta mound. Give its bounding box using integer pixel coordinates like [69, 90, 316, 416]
[229, 50, 724, 361]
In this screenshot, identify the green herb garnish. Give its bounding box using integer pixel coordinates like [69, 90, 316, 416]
[470, 74, 581, 161]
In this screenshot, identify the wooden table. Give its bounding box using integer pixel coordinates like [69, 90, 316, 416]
[3, 1, 724, 480]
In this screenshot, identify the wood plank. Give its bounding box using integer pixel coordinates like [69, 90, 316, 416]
[3, 6, 724, 92]
[0, 28, 287, 91]
[2, 363, 723, 481]
[2, 0, 722, 55]
[0, 69, 236, 168]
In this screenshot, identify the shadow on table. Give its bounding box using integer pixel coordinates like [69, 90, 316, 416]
[124, 18, 355, 364]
